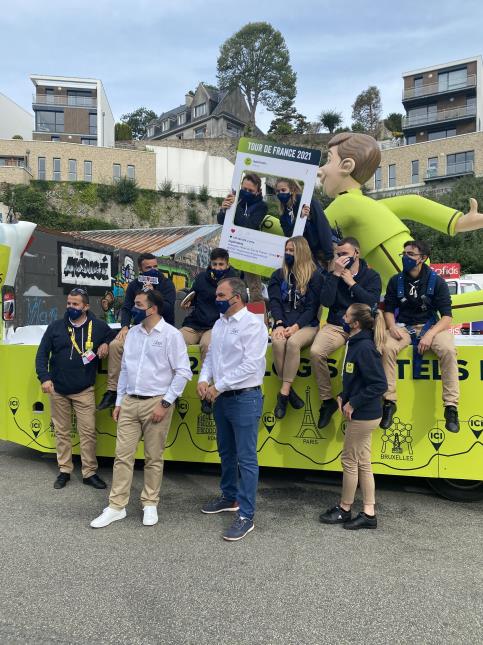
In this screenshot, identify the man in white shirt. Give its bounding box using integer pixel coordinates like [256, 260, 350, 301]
[91, 290, 192, 528]
[198, 277, 268, 541]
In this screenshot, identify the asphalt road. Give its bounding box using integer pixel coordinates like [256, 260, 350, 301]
[1, 439, 482, 645]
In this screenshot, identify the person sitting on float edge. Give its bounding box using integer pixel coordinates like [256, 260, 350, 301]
[268, 236, 324, 419]
[97, 253, 176, 411]
[35, 288, 117, 490]
[380, 239, 460, 433]
[217, 173, 268, 303]
[275, 178, 333, 266]
[319, 303, 387, 530]
[310, 236, 382, 429]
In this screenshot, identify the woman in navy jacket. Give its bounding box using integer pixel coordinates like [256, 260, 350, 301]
[275, 178, 333, 265]
[319, 302, 387, 530]
[268, 236, 324, 419]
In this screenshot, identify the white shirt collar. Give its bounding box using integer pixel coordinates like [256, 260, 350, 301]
[137, 317, 165, 334]
[221, 306, 248, 323]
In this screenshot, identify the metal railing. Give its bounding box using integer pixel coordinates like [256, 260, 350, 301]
[403, 105, 476, 128]
[403, 74, 476, 100]
[33, 93, 96, 107]
[425, 161, 474, 180]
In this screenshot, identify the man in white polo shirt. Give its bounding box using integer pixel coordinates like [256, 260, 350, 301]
[91, 289, 192, 528]
[197, 277, 268, 541]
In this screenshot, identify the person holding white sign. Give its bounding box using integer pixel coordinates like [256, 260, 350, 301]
[275, 178, 334, 265]
[268, 236, 324, 419]
[217, 173, 267, 303]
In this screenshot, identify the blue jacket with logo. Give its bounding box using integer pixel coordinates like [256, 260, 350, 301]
[339, 329, 387, 421]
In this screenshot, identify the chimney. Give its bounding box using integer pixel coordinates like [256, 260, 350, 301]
[185, 92, 194, 107]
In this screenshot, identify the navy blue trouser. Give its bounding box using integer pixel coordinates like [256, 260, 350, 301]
[213, 389, 263, 520]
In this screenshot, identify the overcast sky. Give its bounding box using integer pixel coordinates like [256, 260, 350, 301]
[2, 0, 483, 132]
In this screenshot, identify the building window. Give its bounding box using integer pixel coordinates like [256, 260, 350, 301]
[438, 67, 467, 92]
[68, 159, 77, 181]
[193, 103, 207, 118]
[447, 150, 474, 176]
[68, 90, 93, 107]
[89, 113, 97, 136]
[45, 88, 55, 104]
[127, 165, 135, 180]
[411, 160, 419, 183]
[427, 157, 438, 178]
[226, 122, 241, 137]
[38, 157, 46, 180]
[413, 76, 423, 96]
[113, 163, 121, 182]
[36, 110, 64, 133]
[161, 120, 170, 132]
[53, 158, 61, 181]
[177, 112, 186, 126]
[407, 104, 436, 126]
[467, 96, 476, 113]
[406, 135, 416, 145]
[388, 164, 396, 188]
[194, 126, 206, 139]
[84, 161, 92, 182]
[428, 129, 457, 141]
[147, 126, 154, 138]
[81, 138, 96, 145]
[374, 166, 382, 190]
[177, 133, 184, 140]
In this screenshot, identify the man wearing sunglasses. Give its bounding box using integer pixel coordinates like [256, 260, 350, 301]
[381, 240, 460, 433]
[36, 288, 117, 489]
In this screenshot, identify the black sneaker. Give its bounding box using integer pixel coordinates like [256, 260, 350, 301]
[444, 406, 460, 433]
[201, 399, 213, 415]
[317, 398, 338, 429]
[201, 496, 239, 514]
[288, 387, 304, 410]
[97, 390, 117, 411]
[83, 474, 107, 489]
[274, 393, 289, 419]
[319, 505, 351, 524]
[223, 515, 254, 541]
[380, 400, 397, 430]
[343, 512, 377, 530]
[53, 472, 70, 489]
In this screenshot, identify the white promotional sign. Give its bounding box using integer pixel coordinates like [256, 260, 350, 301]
[60, 245, 112, 288]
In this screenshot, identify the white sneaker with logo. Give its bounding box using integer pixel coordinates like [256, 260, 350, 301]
[90, 506, 126, 528]
[143, 506, 158, 526]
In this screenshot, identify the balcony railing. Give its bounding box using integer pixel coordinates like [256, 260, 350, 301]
[402, 105, 476, 128]
[403, 74, 476, 100]
[33, 93, 96, 107]
[425, 161, 474, 180]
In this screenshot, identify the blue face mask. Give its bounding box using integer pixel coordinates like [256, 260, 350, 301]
[284, 253, 295, 267]
[277, 192, 291, 204]
[239, 188, 259, 206]
[342, 321, 352, 334]
[142, 269, 158, 278]
[212, 268, 227, 281]
[402, 254, 418, 273]
[216, 297, 235, 315]
[67, 307, 83, 320]
[131, 306, 150, 324]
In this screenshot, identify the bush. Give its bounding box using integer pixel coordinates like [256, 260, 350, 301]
[12, 134, 23, 140]
[115, 177, 138, 204]
[133, 194, 155, 223]
[187, 207, 200, 225]
[186, 189, 197, 202]
[159, 179, 173, 197]
[198, 185, 209, 202]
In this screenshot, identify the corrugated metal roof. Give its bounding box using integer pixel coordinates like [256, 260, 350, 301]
[65, 225, 222, 257]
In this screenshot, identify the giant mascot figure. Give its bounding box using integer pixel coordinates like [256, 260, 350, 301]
[320, 132, 483, 324]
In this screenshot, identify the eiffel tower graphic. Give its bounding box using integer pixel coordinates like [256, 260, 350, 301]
[296, 387, 323, 439]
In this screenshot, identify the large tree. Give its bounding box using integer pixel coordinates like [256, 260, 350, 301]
[120, 107, 157, 140]
[384, 112, 403, 137]
[115, 122, 133, 141]
[268, 99, 309, 135]
[351, 86, 382, 137]
[319, 110, 343, 134]
[217, 22, 296, 128]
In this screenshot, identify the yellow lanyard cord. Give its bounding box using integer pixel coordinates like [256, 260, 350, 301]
[69, 320, 93, 355]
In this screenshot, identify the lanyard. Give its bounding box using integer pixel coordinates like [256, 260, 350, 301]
[69, 320, 93, 355]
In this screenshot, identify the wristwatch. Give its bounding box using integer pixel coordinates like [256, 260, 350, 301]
[161, 400, 172, 409]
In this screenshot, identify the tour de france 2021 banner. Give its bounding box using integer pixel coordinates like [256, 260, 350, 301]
[219, 138, 321, 278]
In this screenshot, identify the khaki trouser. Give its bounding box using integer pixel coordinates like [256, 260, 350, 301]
[107, 334, 125, 391]
[244, 272, 264, 303]
[272, 326, 318, 383]
[180, 327, 212, 363]
[310, 324, 349, 401]
[341, 418, 381, 506]
[109, 395, 174, 510]
[50, 386, 97, 478]
[382, 326, 459, 406]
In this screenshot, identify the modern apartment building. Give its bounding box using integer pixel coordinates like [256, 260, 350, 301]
[401, 56, 483, 144]
[30, 75, 115, 147]
[146, 82, 256, 142]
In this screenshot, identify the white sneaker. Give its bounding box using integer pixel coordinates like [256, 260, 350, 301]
[90, 506, 126, 528]
[143, 506, 158, 526]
